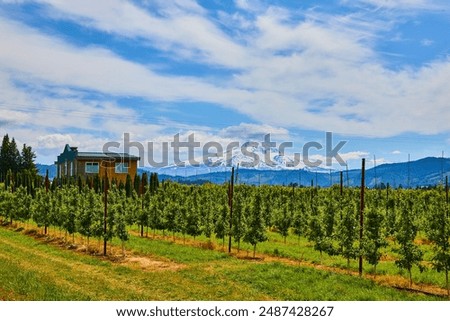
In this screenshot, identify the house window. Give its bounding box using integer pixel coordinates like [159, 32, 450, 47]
[70, 162, 73, 176]
[85, 162, 99, 173]
[115, 162, 129, 174]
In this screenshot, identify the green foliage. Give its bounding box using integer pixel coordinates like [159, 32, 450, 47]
[32, 189, 52, 232]
[292, 199, 309, 239]
[394, 195, 425, 286]
[214, 203, 228, 246]
[125, 174, 132, 198]
[363, 199, 387, 271]
[243, 192, 267, 256]
[0, 134, 38, 185]
[273, 205, 291, 243]
[335, 199, 358, 265]
[3, 172, 450, 293]
[425, 189, 450, 294]
[231, 193, 247, 250]
[307, 196, 333, 259]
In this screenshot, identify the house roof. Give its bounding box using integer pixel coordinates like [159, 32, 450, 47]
[56, 144, 140, 163]
[77, 152, 140, 160]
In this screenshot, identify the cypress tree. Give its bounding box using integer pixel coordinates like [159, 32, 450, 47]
[134, 173, 141, 196]
[125, 174, 132, 197]
[0, 134, 10, 181]
[20, 144, 37, 175]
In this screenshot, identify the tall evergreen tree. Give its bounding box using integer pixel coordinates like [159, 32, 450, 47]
[0, 134, 22, 180]
[20, 144, 37, 175]
[134, 173, 141, 195]
[125, 174, 132, 197]
[9, 138, 21, 173]
[0, 134, 11, 181]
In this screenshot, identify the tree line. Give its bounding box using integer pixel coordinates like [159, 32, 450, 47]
[0, 134, 37, 182]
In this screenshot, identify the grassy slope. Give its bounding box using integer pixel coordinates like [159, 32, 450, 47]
[0, 227, 441, 301]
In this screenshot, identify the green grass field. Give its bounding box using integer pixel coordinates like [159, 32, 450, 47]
[126, 226, 449, 293]
[0, 225, 444, 301]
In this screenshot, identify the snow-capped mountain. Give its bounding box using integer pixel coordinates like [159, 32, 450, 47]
[143, 145, 330, 177]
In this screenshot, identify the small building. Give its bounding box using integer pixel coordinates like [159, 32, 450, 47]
[55, 144, 140, 182]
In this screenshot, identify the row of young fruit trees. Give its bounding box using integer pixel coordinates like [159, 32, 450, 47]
[0, 171, 450, 293]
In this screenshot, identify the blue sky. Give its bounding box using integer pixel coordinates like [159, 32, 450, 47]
[0, 0, 449, 169]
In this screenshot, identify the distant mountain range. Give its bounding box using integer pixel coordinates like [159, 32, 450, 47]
[37, 156, 450, 188]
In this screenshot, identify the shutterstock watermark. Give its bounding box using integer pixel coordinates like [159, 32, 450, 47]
[103, 132, 347, 168]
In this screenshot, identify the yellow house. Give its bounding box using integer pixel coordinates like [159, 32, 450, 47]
[55, 144, 140, 182]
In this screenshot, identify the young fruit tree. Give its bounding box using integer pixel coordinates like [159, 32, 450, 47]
[335, 199, 359, 267]
[394, 196, 425, 287]
[425, 190, 450, 296]
[243, 192, 267, 258]
[292, 200, 309, 243]
[114, 199, 129, 256]
[307, 199, 333, 262]
[231, 193, 247, 252]
[32, 189, 52, 235]
[215, 203, 229, 249]
[273, 205, 292, 244]
[362, 200, 387, 274]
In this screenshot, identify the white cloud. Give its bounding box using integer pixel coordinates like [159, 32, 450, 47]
[1, 0, 450, 147]
[37, 0, 250, 69]
[234, 0, 264, 12]
[37, 134, 74, 149]
[0, 17, 241, 103]
[219, 123, 290, 140]
[392, 150, 402, 154]
[349, 0, 445, 10]
[339, 151, 370, 162]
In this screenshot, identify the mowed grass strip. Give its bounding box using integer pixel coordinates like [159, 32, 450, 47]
[0, 227, 268, 300]
[0, 227, 443, 301]
[218, 262, 440, 301]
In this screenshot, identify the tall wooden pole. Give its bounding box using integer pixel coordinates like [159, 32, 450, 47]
[407, 153, 411, 189]
[359, 158, 365, 276]
[228, 167, 234, 253]
[43, 169, 49, 234]
[339, 171, 343, 222]
[103, 169, 108, 256]
[446, 176, 449, 218]
[386, 183, 390, 218]
[345, 163, 349, 187]
[373, 155, 377, 189]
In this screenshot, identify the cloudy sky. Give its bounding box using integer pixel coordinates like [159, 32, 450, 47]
[0, 0, 449, 169]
